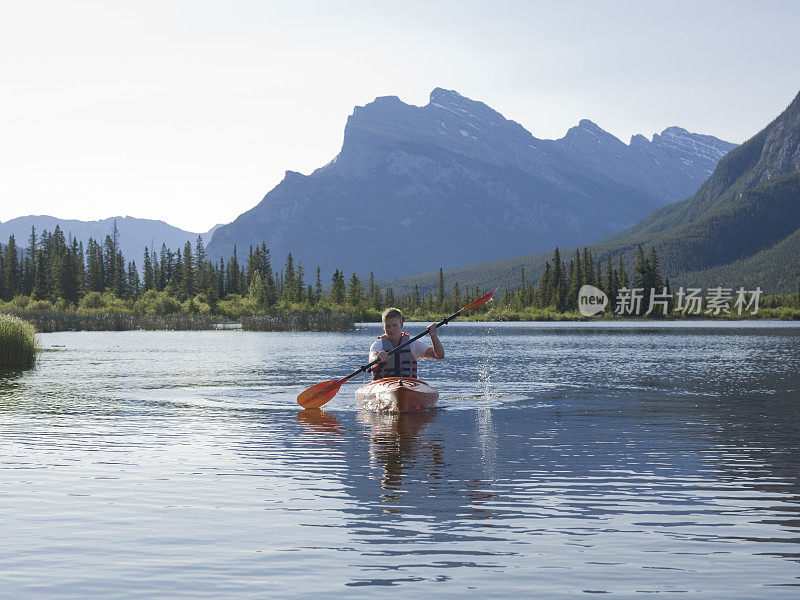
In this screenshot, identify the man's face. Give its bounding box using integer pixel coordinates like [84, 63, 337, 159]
[382, 317, 403, 341]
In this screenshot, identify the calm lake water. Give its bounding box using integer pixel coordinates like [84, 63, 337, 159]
[2, 322, 800, 598]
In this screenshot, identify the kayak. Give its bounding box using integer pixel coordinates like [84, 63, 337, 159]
[355, 377, 439, 413]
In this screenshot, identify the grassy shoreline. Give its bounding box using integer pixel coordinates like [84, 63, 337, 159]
[0, 314, 38, 367]
[8, 305, 799, 334]
[6, 309, 357, 333]
[401, 305, 800, 322]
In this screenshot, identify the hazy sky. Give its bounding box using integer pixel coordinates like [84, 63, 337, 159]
[2, 1, 799, 231]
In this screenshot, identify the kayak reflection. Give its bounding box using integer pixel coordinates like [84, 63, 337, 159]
[356, 410, 443, 499]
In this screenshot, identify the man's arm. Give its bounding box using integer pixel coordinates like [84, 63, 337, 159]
[422, 323, 444, 359]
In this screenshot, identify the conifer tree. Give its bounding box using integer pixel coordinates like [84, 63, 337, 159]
[3, 235, 19, 300]
[544, 249, 561, 307]
[143, 248, 155, 291]
[617, 252, 629, 290]
[593, 257, 601, 289]
[348, 272, 363, 306]
[582, 247, 594, 286]
[306, 284, 314, 305]
[538, 261, 552, 308]
[605, 255, 617, 313]
[574, 249, 584, 290]
[113, 250, 126, 298]
[367, 272, 382, 309]
[226, 246, 241, 296]
[246, 246, 258, 287]
[202, 261, 217, 308]
[151, 250, 161, 291]
[127, 261, 140, 299]
[103, 234, 117, 290]
[245, 243, 275, 306]
[632, 245, 647, 289]
[86, 238, 104, 292]
[566, 258, 579, 311]
[159, 244, 174, 291]
[195, 236, 206, 292]
[59, 234, 81, 304]
[21, 227, 36, 296]
[546, 248, 566, 311]
[437, 268, 445, 307]
[384, 285, 395, 307]
[283, 253, 296, 302]
[172, 248, 184, 293]
[248, 271, 265, 308]
[111, 219, 120, 255]
[296, 262, 305, 303]
[631, 245, 649, 315]
[315, 267, 323, 305]
[649, 247, 663, 291]
[0, 242, 6, 301]
[46, 227, 62, 301]
[181, 240, 194, 299]
[74, 239, 86, 299]
[217, 257, 225, 298]
[31, 230, 51, 300]
[330, 269, 346, 304]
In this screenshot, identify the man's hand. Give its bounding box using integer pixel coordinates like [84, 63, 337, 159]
[377, 350, 389, 362]
[427, 323, 438, 338]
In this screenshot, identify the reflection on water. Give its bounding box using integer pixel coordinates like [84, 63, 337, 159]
[297, 408, 345, 435]
[357, 410, 442, 498]
[1, 325, 800, 598]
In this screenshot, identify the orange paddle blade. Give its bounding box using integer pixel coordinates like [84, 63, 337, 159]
[461, 287, 499, 313]
[297, 378, 344, 409]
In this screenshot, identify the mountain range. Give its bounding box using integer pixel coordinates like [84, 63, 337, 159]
[205, 88, 735, 278]
[0, 216, 219, 264]
[388, 89, 800, 295]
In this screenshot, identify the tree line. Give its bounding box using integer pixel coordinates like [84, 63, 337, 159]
[503, 245, 669, 315]
[4, 222, 789, 319]
[0, 222, 470, 315]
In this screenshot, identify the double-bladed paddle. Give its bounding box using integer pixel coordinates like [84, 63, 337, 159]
[297, 287, 498, 409]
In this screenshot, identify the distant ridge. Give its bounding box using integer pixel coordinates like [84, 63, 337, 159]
[206, 88, 734, 279]
[0, 215, 220, 263]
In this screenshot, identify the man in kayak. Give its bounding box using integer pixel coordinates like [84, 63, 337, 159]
[369, 307, 444, 380]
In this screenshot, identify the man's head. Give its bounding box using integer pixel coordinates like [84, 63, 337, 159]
[381, 307, 403, 342]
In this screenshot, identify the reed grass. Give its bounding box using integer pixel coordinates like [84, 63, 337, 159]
[7, 310, 356, 332]
[0, 314, 38, 368]
[242, 312, 355, 332]
[9, 311, 222, 332]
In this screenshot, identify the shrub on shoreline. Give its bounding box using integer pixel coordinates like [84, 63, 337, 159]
[0, 314, 38, 368]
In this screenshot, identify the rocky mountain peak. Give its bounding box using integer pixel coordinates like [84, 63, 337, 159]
[206, 88, 735, 279]
[559, 119, 627, 153]
[428, 87, 498, 120]
[650, 126, 736, 165]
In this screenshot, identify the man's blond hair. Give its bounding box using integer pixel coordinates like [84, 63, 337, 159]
[381, 307, 404, 323]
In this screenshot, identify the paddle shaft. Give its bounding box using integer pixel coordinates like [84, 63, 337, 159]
[339, 308, 464, 385]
